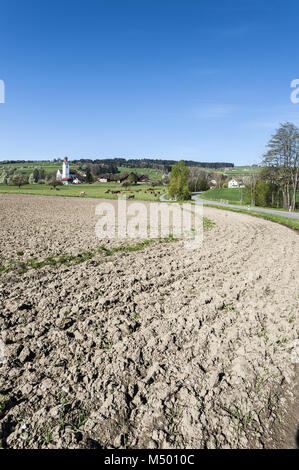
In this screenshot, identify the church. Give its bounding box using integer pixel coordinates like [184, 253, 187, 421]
[56, 157, 80, 185]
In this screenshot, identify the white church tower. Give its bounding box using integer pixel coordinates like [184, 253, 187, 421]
[62, 157, 70, 179]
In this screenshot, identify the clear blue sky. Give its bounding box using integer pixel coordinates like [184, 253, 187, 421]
[1, 0, 299, 165]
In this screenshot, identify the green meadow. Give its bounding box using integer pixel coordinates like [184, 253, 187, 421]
[200, 187, 299, 207]
[0, 182, 164, 201]
[200, 188, 250, 204]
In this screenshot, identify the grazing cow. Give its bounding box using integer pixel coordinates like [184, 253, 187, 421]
[128, 194, 135, 199]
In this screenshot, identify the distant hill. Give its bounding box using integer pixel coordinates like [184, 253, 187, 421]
[72, 158, 234, 171]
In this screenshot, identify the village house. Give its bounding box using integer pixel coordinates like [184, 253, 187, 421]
[116, 172, 140, 184]
[228, 178, 245, 189]
[137, 174, 151, 184]
[97, 174, 114, 183]
[72, 177, 82, 184]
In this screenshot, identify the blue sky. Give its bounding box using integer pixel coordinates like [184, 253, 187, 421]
[0, 0, 299, 164]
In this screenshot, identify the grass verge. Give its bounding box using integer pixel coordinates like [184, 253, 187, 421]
[204, 204, 299, 231]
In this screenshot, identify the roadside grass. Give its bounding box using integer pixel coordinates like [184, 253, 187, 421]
[0, 217, 214, 275]
[0, 183, 165, 201]
[204, 204, 299, 231]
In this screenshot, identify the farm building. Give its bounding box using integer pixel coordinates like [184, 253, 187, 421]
[98, 174, 114, 183]
[137, 174, 151, 184]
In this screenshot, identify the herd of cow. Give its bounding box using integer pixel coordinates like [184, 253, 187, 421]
[103, 187, 162, 200]
[78, 187, 163, 199]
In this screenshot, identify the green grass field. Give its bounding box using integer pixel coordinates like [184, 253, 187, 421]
[0, 182, 165, 201]
[223, 166, 261, 176]
[200, 188, 250, 204]
[0, 162, 78, 176]
[0, 162, 164, 179]
[200, 187, 299, 208]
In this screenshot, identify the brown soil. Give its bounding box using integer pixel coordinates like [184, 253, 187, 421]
[0, 194, 298, 449]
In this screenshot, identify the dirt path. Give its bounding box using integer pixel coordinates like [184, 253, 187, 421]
[0, 195, 298, 449]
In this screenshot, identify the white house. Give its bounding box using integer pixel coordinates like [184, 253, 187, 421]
[228, 178, 245, 189]
[72, 177, 82, 184]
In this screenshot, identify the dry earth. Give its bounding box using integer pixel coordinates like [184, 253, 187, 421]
[0, 193, 298, 449]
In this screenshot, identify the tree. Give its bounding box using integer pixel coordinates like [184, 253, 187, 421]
[188, 168, 210, 192]
[0, 171, 9, 184]
[263, 122, 299, 210]
[33, 168, 40, 183]
[47, 177, 62, 189]
[254, 180, 271, 207]
[39, 169, 46, 181]
[85, 167, 93, 184]
[245, 172, 257, 206]
[11, 175, 28, 189]
[259, 166, 281, 207]
[168, 160, 191, 200]
[152, 179, 163, 186]
[117, 171, 129, 182]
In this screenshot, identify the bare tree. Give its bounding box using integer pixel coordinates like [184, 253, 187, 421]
[263, 122, 299, 211]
